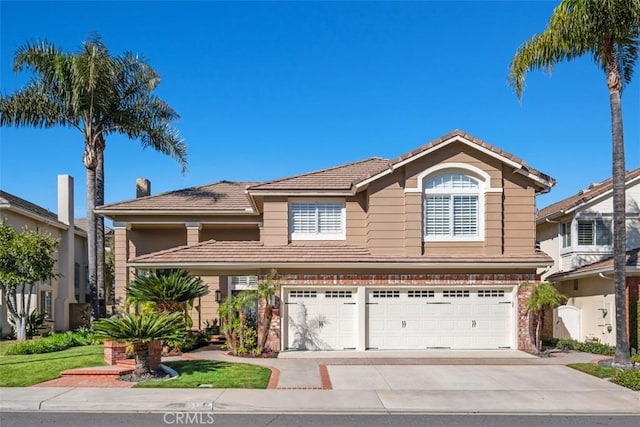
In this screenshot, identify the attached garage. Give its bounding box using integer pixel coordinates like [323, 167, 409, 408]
[367, 288, 514, 350]
[285, 289, 357, 350]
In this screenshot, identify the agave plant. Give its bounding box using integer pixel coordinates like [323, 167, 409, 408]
[93, 311, 186, 377]
[125, 270, 209, 326]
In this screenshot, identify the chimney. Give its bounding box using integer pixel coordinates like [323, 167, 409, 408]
[136, 178, 151, 198]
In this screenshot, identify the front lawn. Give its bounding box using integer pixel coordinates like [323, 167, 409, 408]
[567, 363, 617, 378]
[0, 345, 105, 387]
[134, 360, 271, 389]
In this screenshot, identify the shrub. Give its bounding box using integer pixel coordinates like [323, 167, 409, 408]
[164, 330, 209, 353]
[555, 338, 616, 356]
[610, 369, 640, 391]
[4, 331, 97, 355]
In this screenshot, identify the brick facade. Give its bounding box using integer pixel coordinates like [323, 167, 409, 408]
[103, 340, 162, 370]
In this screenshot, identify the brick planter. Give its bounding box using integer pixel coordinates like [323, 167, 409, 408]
[104, 340, 162, 370]
[103, 341, 127, 365]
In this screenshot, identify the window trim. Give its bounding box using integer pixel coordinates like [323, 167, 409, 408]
[575, 217, 613, 248]
[422, 168, 486, 242]
[289, 199, 346, 241]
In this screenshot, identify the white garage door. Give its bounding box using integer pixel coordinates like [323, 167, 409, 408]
[286, 289, 357, 350]
[368, 288, 512, 350]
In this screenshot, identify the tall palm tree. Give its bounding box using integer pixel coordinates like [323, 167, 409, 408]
[0, 36, 187, 319]
[509, 0, 640, 368]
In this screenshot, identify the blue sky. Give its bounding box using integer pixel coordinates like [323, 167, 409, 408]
[1, 1, 638, 219]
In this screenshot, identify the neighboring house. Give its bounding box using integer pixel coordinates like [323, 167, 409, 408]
[0, 175, 89, 335]
[97, 130, 555, 352]
[537, 168, 640, 348]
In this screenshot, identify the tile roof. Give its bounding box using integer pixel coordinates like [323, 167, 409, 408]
[0, 190, 59, 223]
[537, 168, 640, 222]
[247, 158, 391, 192]
[546, 247, 640, 281]
[97, 181, 257, 212]
[74, 218, 113, 235]
[131, 240, 553, 266]
[248, 129, 554, 193]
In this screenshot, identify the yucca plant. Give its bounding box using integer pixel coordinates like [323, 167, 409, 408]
[126, 271, 209, 326]
[93, 311, 186, 377]
[256, 269, 280, 353]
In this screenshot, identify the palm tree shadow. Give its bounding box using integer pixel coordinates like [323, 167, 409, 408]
[287, 302, 331, 350]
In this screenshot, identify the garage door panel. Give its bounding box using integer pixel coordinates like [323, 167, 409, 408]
[367, 288, 513, 350]
[287, 289, 356, 351]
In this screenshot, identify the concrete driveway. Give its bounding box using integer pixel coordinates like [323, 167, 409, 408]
[324, 365, 639, 413]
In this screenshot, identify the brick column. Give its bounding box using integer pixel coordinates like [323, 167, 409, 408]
[104, 341, 127, 365]
[517, 283, 534, 351]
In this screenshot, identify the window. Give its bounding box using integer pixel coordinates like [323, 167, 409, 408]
[561, 222, 572, 248]
[577, 219, 612, 246]
[424, 173, 480, 239]
[290, 201, 345, 240]
[40, 291, 52, 319]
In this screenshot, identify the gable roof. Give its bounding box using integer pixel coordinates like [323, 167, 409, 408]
[537, 167, 640, 223]
[0, 190, 86, 236]
[248, 129, 554, 195]
[96, 181, 258, 214]
[0, 190, 60, 224]
[247, 157, 391, 192]
[129, 239, 554, 269]
[546, 247, 640, 282]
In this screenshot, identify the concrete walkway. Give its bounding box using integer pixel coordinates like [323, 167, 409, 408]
[1, 349, 637, 415]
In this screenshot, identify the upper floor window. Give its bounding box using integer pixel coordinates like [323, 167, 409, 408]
[577, 218, 612, 246]
[561, 222, 572, 248]
[423, 173, 481, 240]
[290, 201, 345, 240]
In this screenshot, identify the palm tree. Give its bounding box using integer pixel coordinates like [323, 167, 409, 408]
[125, 270, 209, 326]
[509, 0, 640, 367]
[526, 282, 568, 354]
[0, 35, 187, 319]
[219, 291, 257, 355]
[256, 269, 280, 352]
[93, 311, 185, 377]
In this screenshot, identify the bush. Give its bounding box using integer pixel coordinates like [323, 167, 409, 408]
[554, 338, 616, 356]
[164, 330, 209, 353]
[610, 369, 640, 391]
[4, 331, 100, 355]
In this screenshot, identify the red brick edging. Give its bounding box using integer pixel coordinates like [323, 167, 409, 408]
[318, 364, 332, 390]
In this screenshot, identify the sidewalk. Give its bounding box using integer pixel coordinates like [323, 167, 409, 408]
[1, 349, 637, 415]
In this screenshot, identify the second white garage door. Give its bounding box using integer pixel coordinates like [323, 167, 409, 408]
[286, 289, 357, 350]
[367, 288, 513, 349]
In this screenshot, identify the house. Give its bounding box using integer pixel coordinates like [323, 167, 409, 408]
[0, 175, 89, 336]
[537, 168, 640, 349]
[97, 130, 555, 352]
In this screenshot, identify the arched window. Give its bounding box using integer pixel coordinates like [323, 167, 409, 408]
[423, 173, 482, 240]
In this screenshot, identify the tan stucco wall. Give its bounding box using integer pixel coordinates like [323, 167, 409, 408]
[554, 277, 616, 346]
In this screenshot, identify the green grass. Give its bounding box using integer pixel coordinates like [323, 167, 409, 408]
[0, 345, 105, 387]
[0, 340, 16, 355]
[568, 363, 618, 379]
[134, 360, 271, 389]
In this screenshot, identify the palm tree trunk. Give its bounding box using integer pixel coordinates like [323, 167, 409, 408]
[609, 81, 632, 367]
[259, 303, 273, 352]
[133, 342, 151, 377]
[86, 166, 98, 321]
[96, 146, 105, 317]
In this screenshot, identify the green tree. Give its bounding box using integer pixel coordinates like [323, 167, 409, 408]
[256, 269, 280, 353]
[219, 292, 257, 356]
[125, 271, 209, 327]
[0, 223, 58, 341]
[509, 0, 640, 367]
[0, 35, 187, 319]
[526, 282, 568, 354]
[93, 311, 185, 377]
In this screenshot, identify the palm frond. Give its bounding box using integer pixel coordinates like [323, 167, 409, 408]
[93, 311, 186, 343]
[125, 270, 209, 310]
